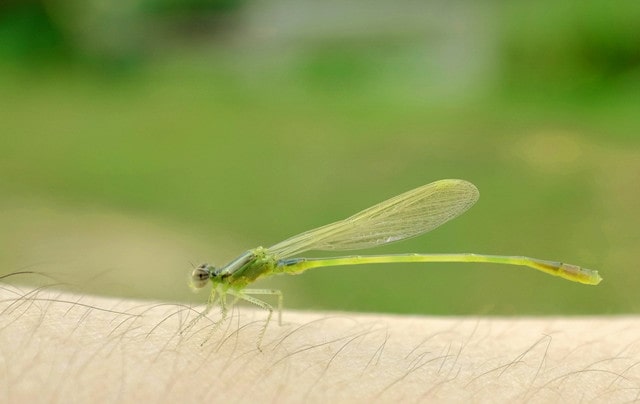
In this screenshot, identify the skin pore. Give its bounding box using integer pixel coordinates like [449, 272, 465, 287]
[2, 284, 639, 402]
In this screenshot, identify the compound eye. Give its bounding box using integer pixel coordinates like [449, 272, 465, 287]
[190, 264, 211, 288]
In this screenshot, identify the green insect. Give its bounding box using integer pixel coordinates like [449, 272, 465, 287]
[189, 179, 601, 346]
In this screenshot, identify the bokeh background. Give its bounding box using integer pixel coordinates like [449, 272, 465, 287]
[1, 0, 638, 315]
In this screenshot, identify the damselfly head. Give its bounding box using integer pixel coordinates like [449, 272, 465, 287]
[190, 263, 213, 289]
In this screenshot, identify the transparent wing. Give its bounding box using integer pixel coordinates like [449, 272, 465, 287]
[268, 179, 479, 258]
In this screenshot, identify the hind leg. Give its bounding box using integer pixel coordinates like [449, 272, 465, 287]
[228, 288, 282, 350]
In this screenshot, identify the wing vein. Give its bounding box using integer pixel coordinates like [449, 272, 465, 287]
[268, 179, 479, 259]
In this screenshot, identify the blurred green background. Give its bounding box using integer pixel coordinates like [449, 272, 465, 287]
[1, 0, 638, 315]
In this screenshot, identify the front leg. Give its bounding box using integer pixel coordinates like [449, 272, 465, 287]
[182, 287, 218, 334]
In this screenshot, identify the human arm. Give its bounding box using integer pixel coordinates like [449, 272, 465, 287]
[1, 286, 638, 402]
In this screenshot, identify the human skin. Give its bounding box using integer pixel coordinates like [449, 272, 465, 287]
[1, 285, 639, 403]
